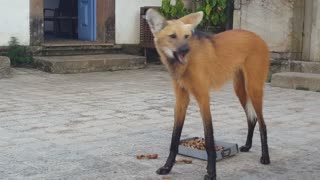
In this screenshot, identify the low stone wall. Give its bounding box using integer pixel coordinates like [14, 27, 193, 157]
[0, 56, 11, 78]
[270, 60, 320, 75]
[271, 72, 320, 92]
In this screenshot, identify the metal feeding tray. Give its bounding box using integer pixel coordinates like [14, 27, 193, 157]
[178, 137, 239, 161]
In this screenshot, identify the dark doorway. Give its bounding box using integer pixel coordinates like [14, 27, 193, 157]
[30, 0, 115, 46]
[43, 0, 78, 42]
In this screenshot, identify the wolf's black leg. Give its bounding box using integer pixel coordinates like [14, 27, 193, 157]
[156, 85, 189, 175]
[193, 92, 216, 180]
[240, 117, 257, 152]
[156, 122, 184, 175]
[259, 120, 270, 164]
[203, 119, 216, 180]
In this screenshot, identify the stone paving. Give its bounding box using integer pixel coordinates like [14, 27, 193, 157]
[0, 66, 320, 180]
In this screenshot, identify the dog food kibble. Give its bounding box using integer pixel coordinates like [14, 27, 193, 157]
[176, 158, 193, 164]
[136, 154, 158, 160]
[162, 176, 171, 180]
[180, 137, 224, 151]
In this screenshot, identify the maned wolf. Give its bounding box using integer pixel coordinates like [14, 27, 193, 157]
[145, 9, 270, 180]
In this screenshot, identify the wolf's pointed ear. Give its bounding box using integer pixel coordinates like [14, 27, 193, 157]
[179, 11, 203, 29]
[145, 9, 167, 35]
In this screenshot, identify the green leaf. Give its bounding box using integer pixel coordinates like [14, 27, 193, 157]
[220, 14, 227, 23]
[220, 0, 227, 9]
[212, 0, 217, 7]
[211, 13, 219, 26]
[160, 0, 171, 18]
[171, 7, 177, 18]
[205, 4, 212, 16]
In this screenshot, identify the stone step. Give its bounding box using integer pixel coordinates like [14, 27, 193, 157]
[290, 61, 320, 74]
[0, 56, 11, 78]
[270, 60, 320, 74]
[271, 72, 320, 92]
[34, 44, 122, 56]
[34, 54, 146, 74]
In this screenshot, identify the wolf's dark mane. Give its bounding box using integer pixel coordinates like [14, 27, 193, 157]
[192, 30, 212, 39]
[192, 30, 215, 44]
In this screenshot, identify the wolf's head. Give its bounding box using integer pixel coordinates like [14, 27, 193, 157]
[146, 9, 203, 65]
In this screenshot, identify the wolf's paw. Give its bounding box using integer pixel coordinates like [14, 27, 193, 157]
[239, 145, 251, 152]
[156, 166, 171, 175]
[260, 156, 270, 164]
[204, 174, 216, 180]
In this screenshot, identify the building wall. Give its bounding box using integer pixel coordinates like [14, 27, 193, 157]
[115, 0, 161, 44]
[0, 0, 30, 46]
[233, 0, 304, 60]
[307, 0, 320, 62]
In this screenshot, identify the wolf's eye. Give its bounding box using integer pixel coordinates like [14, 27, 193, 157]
[185, 35, 190, 39]
[169, 34, 177, 39]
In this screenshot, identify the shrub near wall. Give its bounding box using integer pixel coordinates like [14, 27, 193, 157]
[160, 0, 232, 33]
[7, 37, 33, 67]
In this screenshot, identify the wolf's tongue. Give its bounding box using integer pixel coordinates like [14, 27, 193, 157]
[178, 54, 184, 64]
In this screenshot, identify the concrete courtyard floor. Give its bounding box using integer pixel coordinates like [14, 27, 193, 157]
[0, 65, 320, 180]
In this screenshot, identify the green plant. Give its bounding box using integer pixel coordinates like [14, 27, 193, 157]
[7, 37, 33, 66]
[195, 0, 229, 30]
[159, 0, 230, 32]
[160, 0, 191, 19]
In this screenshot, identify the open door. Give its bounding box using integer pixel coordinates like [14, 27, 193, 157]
[78, 0, 96, 41]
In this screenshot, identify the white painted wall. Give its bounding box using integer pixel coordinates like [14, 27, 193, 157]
[0, 0, 30, 46]
[115, 0, 162, 44]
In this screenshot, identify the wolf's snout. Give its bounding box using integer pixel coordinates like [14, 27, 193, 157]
[177, 44, 190, 56]
[173, 44, 190, 64]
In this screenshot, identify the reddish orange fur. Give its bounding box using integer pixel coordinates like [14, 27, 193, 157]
[147, 9, 270, 179]
[158, 30, 269, 107]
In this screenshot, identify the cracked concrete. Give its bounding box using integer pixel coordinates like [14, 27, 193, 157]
[0, 65, 319, 180]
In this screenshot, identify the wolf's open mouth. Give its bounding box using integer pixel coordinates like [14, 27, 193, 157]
[173, 51, 187, 64]
[172, 44, 190, 64]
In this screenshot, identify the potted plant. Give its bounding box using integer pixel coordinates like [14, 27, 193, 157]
[194, 0, 230, 33]
[160, 0, 231, 34]
[160, 0, 191, 19]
